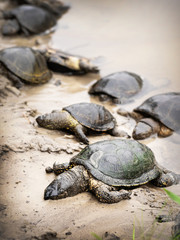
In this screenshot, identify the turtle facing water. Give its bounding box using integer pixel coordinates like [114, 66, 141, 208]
[36, 102, 128, 144]
[0, 46, 52, 88]
[44, 139, 180, 203]
[1, 5, 57, 36]
[89, 71, 143, 104]
[118, 92, 180, 140]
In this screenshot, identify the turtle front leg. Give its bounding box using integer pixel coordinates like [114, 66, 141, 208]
[89, 177, 131, 203]
[45, 162, 70, 174]
[151, 172, 180, 187]
[74, 124, 89, 144]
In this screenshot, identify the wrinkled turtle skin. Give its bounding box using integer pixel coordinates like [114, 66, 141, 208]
[1, 5, 57, 36]
[0, 47, 52, 88]
[13, 0, 70, 18]
[36, 102, 128, 144]
[89, 71, 143, 104]
[44, 139, 180, 203]
[118, 92, 180, 140]
[43, 48, 99, 75]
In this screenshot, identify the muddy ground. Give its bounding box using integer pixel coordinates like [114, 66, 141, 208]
[0, 0, 180, 239]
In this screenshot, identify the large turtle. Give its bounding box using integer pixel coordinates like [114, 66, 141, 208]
[43, 48, 99, 75]
[13, 0, 70, 18]
[36, 102, 128, 144]
[89, 71, 143, 104]
[44, 139, 180, 203]
[118, 92, 180, 140]
[0, 46, 52, 88]
[1, 5, 57, 36]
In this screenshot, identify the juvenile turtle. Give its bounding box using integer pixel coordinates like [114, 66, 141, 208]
[89, 71, 143, 104]
[42, 48, 99, 75]
[1, 5, 57, 36]
[14, 0, 70, 18]
[36, 102, 128, 144]
[44, 139, 180, 203]
[0, 46, 52, 88]
[118, 92, 180, 140]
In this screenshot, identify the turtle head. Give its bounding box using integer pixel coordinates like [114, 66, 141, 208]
[36, 110, 65, 130]
[44, 166, 89, 200]
[44, 177, 69, 200]
[2, 19, 20, 36]
[132, 121, 153, 140]
[132, 118, 161, 140]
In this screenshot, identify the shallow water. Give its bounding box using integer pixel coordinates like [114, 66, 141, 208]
[0, 0, 180, 239]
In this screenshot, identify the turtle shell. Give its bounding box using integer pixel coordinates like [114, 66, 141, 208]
[10, 5, 57, 34]
[63, 102, 116, 131]
[89, 71, 143, 103]
[134, 92, 180, 131]
[0, 47, 52, 83]
[71, 139, 160, 186]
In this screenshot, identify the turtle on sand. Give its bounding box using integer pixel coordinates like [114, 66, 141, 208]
[36, 102, 128, 144]
[1, 5, 57, 36]
[0, 46, 52, 88]
[118, 92, 180, 140]
[44, 139, 180, 203]
[13, 0, 70, 18]
[89, 71, 143, 104]
[42, 48, 99, 75]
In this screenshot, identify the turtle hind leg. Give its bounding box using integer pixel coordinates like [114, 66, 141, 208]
[152, 172, 180, 187]
[74, 124, 89, 144]
[89, 177, 131, 203]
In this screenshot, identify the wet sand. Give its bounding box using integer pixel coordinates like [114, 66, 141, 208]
[0, 0, 180, 239]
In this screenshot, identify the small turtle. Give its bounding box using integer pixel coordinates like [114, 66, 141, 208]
[42, 48, 99, 75]
[1, 5, 57, 36]
[89, 71, 143, 104]
[118, 92, 180, 140]
[44, 139, 180, 203]
[36, 102, 128, 144]
[0, 46, 52, 88]
[14, 0, 70, 18]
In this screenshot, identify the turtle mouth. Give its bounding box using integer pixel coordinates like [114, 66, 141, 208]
[36, 114, 51, 128]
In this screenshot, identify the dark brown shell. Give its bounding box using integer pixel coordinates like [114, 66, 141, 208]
[71, 139, 160, 186]
[134, 92, 180, 131]
[63, 102, 116, 131]
[9, 5, 57, 34]
[89, 71, 143, 103]
[0, 47, 52, 83]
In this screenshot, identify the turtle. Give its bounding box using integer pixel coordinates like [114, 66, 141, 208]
[44, 139, 180, 203]
[42, 48, 99, 75]
[89, 71, 143, 104]
[13, 0, 70, 18]
[1, 5, 57, 36]
[36, 102, 128, 144]
[0, 46, 52, 88]
[117, 92, 180, 140]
